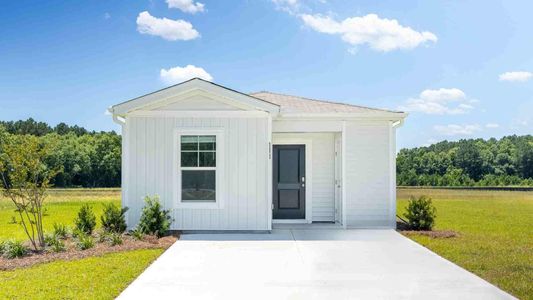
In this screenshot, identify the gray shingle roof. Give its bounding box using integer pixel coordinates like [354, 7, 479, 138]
[249, 91, 403, 114]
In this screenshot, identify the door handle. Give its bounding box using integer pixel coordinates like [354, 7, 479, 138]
[301, 176, 305, 182]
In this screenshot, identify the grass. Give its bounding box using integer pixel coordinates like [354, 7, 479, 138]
[398, 188, 533, 299]
[0, 189, 120, 240]
[0, 248, 163, 299]
[0, 189, 165, 299]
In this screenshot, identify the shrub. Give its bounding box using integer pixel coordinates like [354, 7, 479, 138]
[76, 233, 95, 250]
[404, 195, 437, 230]
[2, 240, 27, 259]
[0, 240, 7, 254]
[97, 231, 110, 243]
[130, 228, 144, 241]
[44, 233, 66, 252]
[138, 195, 172, 238]
[53, 223, 69, 239]
[74, 204, 96, 234]
[101, 203, 128, 233]
[109, 233, 123, 246]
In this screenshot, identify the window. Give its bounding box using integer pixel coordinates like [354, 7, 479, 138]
[180, 135, 216, 202]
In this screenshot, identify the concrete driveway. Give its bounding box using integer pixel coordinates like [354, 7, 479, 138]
[118, 229, 514, 299]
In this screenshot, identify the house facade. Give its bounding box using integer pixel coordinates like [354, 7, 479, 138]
[109, 78, 407, 231]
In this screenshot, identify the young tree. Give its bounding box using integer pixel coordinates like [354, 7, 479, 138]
[0, 129, 61, 250]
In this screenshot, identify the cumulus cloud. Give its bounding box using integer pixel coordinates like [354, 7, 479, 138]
[300, 13, 437, 52]
[499, 71, 532, 82]
[160, 65, 213, 85]
[434, 124, 482, 136]
[136, 11, 200, 41]
[398, 88, 476, 115]
[485, 123, 499, 128]
[166, 0, 205, 14]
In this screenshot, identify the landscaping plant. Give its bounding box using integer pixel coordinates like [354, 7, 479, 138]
[74, 204, 96, 235]
[138, 195, 172, 238]
[109, 233, 123, 246]
[1, 240, 27, 259]
[53, 223, 69, 239]
[130, 228, 144, 241]
[75, 232, 95, 250]
[101, 203, 128, 233]
[0, 128, 61, 251]
[404, 195, 437, 230]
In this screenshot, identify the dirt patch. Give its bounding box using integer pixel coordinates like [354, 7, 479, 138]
[400, 230, 458, 239]
[0, 234, 178, 271]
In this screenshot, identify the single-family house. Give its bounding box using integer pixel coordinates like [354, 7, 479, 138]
[109, 78, 407, 231]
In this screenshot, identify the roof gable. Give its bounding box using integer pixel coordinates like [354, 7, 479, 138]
[110, 78, 280, 116]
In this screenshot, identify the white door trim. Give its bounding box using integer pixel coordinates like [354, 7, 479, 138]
[271, 137, 313, 224]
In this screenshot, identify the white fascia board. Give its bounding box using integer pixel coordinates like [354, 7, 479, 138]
[110, 79, 280, 116]
[275, 112, 408, 122]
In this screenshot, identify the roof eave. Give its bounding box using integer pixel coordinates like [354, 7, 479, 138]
[275, 112, 408, 121]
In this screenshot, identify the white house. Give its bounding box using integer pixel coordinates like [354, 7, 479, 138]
[109, 78, 407, 231]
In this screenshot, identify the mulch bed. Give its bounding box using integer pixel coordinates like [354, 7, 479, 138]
[400, 230, 458, 239]
[396, 220, 458, 238]
[0, 234, 178, 271]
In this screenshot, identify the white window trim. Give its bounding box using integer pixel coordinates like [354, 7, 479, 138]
[174, 128, 225, 209]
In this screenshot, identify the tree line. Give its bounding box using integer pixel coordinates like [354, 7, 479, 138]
[0, 119, 121, 187]
[1, 118, 532, 187]
[397, 135, 533, 186]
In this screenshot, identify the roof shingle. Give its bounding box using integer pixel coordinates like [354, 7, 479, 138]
[250, 91, 402, 114]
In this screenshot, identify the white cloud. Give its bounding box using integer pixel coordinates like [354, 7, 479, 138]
[485, 123, 499, 128]
[499, 71, 532, 82]
[434, 124, 481, 136]
[398, 88, 476, 115]
[160, 65, 213, 85]
[136, 11, 200, 41]
[300, 13, 437, 52]
[272, 0, 301, 14]
[166, 0, 205, 14]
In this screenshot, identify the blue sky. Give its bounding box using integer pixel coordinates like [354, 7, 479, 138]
[0, 0, 531, 149]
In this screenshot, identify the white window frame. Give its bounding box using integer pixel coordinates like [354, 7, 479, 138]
[174, 128, 225, 209]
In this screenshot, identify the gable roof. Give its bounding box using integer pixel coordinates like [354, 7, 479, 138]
[109, 78, 406, 120]
[250, 91, 404, 115]
[109, 78, 280, 116]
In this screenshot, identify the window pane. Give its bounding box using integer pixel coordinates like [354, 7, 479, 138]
[199, 135, 216, 150]
[181, 136, 198, 151]
[182, 170, 216, 201]
[199, 151, 216, 167]
[181, 152, 198, 167]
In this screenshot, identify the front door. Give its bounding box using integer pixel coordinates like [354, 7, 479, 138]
[273, 145, 305, 219]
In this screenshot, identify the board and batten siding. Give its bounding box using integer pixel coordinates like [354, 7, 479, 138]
[342, 121, 395, 228]
[124, 114, 271, 231]
[272, 132, 336, 222]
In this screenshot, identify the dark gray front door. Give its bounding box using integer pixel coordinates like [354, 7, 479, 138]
[273, 145, 305, 219]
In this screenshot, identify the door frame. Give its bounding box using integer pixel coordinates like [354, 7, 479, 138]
[271, 136, 313, 224]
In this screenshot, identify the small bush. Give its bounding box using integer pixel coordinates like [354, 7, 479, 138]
[74, 204, 96, 235]
[76, 233, 95, 250]
[44, 233, 66, 253]
[404, 195, 437, 230]
[53, 223, 70, 239]
[138, 195, 172, 238]
[101, 203, 128, 234]
[109, 233, 123, 246]
[0, 240, 7, 254]
[130, 228, 144, 241]
[44, 233, 57, 246]
[97, 231, 110, 243]
[2, 240, 27, 259]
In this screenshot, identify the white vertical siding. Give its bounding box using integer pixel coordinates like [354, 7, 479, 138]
[125, 114, 270, 230]
[272, 133, 335, 222]
[343, 121, 393, 228]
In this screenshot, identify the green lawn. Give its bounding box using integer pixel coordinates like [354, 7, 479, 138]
[398, 188, 533, 299]
[0, 249, 163, 299]
[0, 188, 120, 240]
[0, 189, 164, 300]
